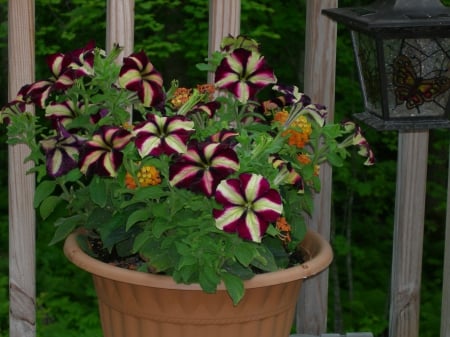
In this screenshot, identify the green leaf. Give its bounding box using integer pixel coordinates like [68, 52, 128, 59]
[49, 214, 85, 245]
[134, 185, 167, 201]
[326, 152, 344, 167]
[132, 231, 150, 253]
[89, 176, 108, 207]
[177, 264, 196, 283]
[251, 245, 278, 272]
[234, 243, 258, 266]
[85, 208, 112, 229]
[39, 195, 62, 220]
[63, 168, 83, 182]
[198, 264, 221, 293]
[222, 272, 245, 305]
[125, 208, 152, 230]
[34, 180, 57, 208]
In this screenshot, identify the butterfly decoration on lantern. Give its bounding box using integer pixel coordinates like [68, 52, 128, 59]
[392, 54, 450, 110]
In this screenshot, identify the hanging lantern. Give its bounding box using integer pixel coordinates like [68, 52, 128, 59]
[323, 0, 450, 130]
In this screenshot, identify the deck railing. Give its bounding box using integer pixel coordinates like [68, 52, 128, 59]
[7, 1, 450, 337]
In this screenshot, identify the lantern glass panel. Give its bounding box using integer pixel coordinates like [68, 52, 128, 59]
[382, 38, 450, 119]
[351, 31, 383, 118]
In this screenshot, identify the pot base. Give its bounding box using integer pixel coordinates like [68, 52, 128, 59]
[95, 275, 301, 337]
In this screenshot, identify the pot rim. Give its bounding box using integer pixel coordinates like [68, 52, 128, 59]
[63, 229, 333, 291]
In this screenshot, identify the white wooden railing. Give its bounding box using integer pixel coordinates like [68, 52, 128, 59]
[8, 1, 450, 337]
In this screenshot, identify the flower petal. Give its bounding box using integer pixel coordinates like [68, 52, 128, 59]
[213, 206, 245, 233]
[215, 48, 276, 102]
[134, 115, 194, 157]
[119, 51, 164, 107]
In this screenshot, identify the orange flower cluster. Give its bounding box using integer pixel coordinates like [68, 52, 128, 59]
[273, 111, 312, 148]
[125, 165, 161, 189]
[276, 217, 292, 244]
[297, 154, 320, 176]
[171, 87, 192, 109]
[196, 83, 215, 101]
[297, 153, 311, 165]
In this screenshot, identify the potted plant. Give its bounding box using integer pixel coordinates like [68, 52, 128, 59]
[1, 35, 374, 337]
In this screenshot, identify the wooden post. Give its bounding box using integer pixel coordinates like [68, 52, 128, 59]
[389, 131, 428, 337]
[8, 1, 36, 337]
[297, 0, 337, 334]
[440, 144, 450, 337]
[106, 0, 135, 58]
[207, 0, 240, 83]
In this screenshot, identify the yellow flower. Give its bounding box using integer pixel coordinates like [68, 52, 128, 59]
[171, 87, 192, 109]
[125, 165, 161, 189]
[274, 111, 312, 148]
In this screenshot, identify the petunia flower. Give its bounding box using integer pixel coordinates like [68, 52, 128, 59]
[269, 155, 304, 193]
[220, 35, 259, 53]
[337, 121, 375, 166]
[272, 84, 307, 106]
[40, 133, 85, 178]
[215, 48, 276, 103]
[45, 100, 77, 128]
[351, 123, 375, 166]
[119, 51, 165, 108]
[213, 173, 283, 242]
[207, 130, 238, 145]
[79, 126, 133, 177]
[23, 80, 54, 109]
[169, 142, 239, 196]
[188, 101, 221, 118]
[47, 41, 96, 91]
[134, 114, 194, 157]
[20, 42, 96, 109]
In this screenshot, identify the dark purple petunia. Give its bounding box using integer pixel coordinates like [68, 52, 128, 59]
[213, 173, 283, 242]
[134, 114, 194, 157]
[169, 142, 239, 196]
[40, 133, 85, 178]
[215, 48, 276, 103]
[79, 126, 132, 177]
[119, 51, 165, 108]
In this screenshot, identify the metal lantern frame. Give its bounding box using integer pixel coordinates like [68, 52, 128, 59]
[323, 0, 450, 130]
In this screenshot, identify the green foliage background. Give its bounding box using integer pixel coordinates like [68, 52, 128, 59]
[0, 0, 448, 336]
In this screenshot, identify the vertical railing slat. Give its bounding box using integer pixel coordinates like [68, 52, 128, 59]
[389, 131, 428, 337]
[441, 145, 450, 337]
[8, 1, 36, 337]
[207, 0, 241, 83]
[106, 0, 135, 58]
[296, 1, 337, 335]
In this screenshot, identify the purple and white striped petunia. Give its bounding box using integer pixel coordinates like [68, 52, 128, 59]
[23, 80, 53, 109]
[272, 84, 307, 106]
[269, 155, 304, 193]
[169, 142, 239, 196]
[207, 129, 238, 146]
[45, 100, 77, 128]
[213, 173, 283, 242]
[79, 126, 133, 177]
[188, 101, 221, 118]
[134, 114, 194, 157]
[342, 121, 375, 166]
[46, 41, 95, 91]
[214, 48, 277, 103]
[119, 51, 164, 108]
[40, 133, 84, 178]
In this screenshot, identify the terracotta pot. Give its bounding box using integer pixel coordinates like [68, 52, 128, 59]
[64, 230, 332, 337]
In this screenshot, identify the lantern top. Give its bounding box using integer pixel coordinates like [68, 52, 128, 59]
[323, 0, 450, 32]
